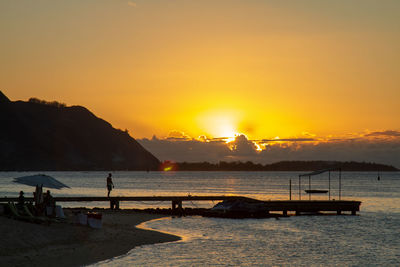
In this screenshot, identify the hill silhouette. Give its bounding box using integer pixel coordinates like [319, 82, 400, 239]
[0, 91, 160, 171]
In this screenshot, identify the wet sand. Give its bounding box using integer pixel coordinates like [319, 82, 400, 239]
[0, 209, 180, 267]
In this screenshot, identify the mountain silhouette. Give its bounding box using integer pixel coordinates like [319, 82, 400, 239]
[0, 91, 160, 171]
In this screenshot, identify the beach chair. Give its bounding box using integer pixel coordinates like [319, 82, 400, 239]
[6, 202, 35, 223]
[22, 205, 46, 221]
[7, 202, 52, 224]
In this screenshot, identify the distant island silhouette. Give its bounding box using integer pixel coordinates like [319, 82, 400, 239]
[0, 91, 160, 171]
[165, 160, 399, 172]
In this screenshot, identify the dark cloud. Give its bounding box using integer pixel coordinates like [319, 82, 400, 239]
[365, 130, 400, 137]
[138, 137, 232, 163]
[167, 130, 191, 140]
[165, 137, 190, 141]
[209, 137, 228, 142]
[138, 134, 400, 168]
[260, 140, 400, 168]
[261, 138, 315, 142]
[228, 134, 258, 156]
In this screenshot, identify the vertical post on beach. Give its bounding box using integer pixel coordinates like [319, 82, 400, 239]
[109, 199, 119, 210]
[328, 171, 331, 200]
[299, 175, 301, 200]
[172, 200, 183, 211]
[289, 179, 292, 200]
[339, 169, 342, 200]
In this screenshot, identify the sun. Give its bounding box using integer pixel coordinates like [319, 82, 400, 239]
[197, 110, 240, 140]
[217, 122, 237, 139]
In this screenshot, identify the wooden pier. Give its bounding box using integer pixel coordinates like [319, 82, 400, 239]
[0, 196, 361, 215]
[258, 200, 361, 215]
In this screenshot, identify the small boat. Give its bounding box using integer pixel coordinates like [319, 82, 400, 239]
[305, 189, 328, 194]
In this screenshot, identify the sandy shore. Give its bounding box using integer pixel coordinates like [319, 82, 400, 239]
[0, 209, 180, 267]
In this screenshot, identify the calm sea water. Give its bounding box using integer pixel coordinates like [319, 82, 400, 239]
[1, 171, 400, 266]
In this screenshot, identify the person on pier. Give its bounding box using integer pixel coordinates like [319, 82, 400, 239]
[106, 173, 114, 197]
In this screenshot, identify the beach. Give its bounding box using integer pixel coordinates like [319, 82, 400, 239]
[0, 209, 180, 267]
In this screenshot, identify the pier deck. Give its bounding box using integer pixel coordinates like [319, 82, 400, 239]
[0, 196, 361, 215]
[259, 200, 361, 215]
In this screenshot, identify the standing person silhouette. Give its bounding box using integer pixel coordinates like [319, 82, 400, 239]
[106, 173, 114, 197]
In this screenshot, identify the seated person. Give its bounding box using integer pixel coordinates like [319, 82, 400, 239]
[17, 191, 25, 210]
[44, 190, 56, 217]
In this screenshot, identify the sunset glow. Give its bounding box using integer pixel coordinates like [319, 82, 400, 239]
[2, 2, 400, 266]
[196, 110, 240, 140]
[1, 1, 399, 166]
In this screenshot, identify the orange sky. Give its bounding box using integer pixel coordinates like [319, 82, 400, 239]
[1, 1, 399, 140]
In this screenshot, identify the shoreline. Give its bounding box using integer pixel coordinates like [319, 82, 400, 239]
[0, 208, 181, 267]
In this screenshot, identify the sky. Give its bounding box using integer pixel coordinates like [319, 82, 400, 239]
[1, 1, 399, 167]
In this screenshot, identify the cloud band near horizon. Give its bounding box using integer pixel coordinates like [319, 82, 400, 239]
[137, 130, 400, 168]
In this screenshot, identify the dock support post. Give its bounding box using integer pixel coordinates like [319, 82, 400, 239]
[339, 169, 342, 200]
[283, 210, 287, 216]
[110, 200, 119, 210]
[328, 171, 331, 200]
[299, 175, 301, 200]
[172, 200, 182, 211]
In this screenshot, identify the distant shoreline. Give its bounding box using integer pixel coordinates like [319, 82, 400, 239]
[0, 170, 398, 173]
[1, 160, 398, 172]
[0, 170, 398, 172]
[161, 160, 399, 172]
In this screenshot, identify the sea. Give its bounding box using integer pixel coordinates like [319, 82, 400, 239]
[1, 171, 399, 266]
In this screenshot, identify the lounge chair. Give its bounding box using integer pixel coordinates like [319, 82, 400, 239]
[7, 202, 55, 224]
[6, 202, 35, 223]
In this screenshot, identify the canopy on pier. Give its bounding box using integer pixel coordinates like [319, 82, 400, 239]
[299, 167, 341, 177]
[298, 167, 342, 201]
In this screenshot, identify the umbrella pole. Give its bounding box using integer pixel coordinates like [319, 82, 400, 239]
[34, 185, 44, 209]
[34, 185, 39, 206]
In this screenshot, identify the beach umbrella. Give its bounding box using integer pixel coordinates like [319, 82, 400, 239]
[13, 174, 70, 189]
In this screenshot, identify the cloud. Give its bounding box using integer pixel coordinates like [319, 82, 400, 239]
[261, 138, 315, 142]
[137, 131, 400, 168]
[127, 1, 137, 7]
[228, 134, 259, 156]
[365, 130, 400, 137]
[166, 130, 191, 141]
[260, 139, 400, 168]
[139, 136, 232, 163]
